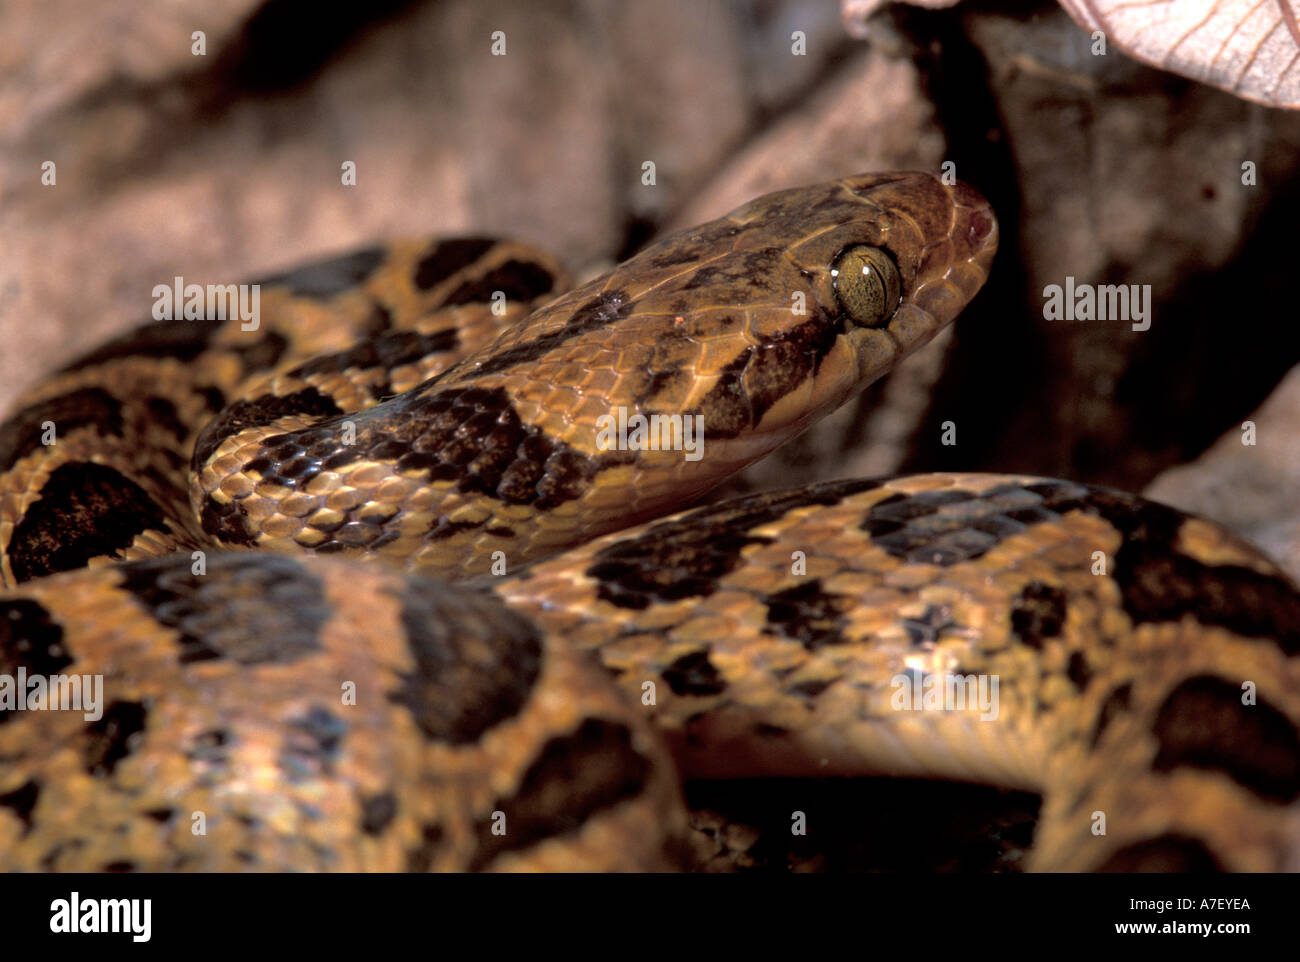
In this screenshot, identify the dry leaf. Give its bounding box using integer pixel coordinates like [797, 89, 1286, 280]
[1059, 0, 1300, 108]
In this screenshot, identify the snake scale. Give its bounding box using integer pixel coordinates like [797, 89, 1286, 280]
[1, 171, 1297, 872]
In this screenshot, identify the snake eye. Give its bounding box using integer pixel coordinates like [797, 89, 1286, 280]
[830, 245, 901, 328]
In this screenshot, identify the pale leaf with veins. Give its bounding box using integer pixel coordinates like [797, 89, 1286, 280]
[842, 0, 1300, 108]
[1056, 0, 1300, 107]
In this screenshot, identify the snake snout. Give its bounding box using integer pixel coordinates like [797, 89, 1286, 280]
[943, 177, 999, 280]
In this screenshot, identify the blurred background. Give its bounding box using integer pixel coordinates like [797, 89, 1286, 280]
[3, 0, 1298, 574]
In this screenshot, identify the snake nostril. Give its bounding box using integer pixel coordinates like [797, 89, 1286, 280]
[968, 209, 996, 244]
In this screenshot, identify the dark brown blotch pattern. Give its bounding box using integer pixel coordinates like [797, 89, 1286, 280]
[0, 779, 40, 832]
[467, 718, 651, 871]
[199, 496, 258, 547]
[404, 822, 446, 872]
[1090, 682, 1133, 748]
[359, 792, 398, 836]
[193, 386, 343, 469]
[860, 486, 1042, 566]
[901, 604, 962, 647]
[386, 575, 542, 745]
[144, 396, 189, 442]
[9, 462, 170, 583]
[1027, 483, 1300, 656]
[457, 289, 633, 379]
[1010, 582, 1068, 650]
[60, 316, 225, 373]
[1150, 675, 1300, 803]
[661, 650, 727, 696]
[227, 331, 289, 381]
[84, 700, 148, 777]
[685, 311, 845, 440]
[412, 238, 496, 291]
[0, 598, 72, 690]
[678, 247, 787, 293]
[0, 387, 126, 471]
[762, 580, 852, 650]
[440, 260, 557, 307]
[219, 387, 619, 555]
[1066, 652, 1092, 691]
[286, 328, 460, 400]
[116, 554, 329, 666]
[587, 478, 880, 609]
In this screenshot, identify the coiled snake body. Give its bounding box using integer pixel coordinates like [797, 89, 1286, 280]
[0, 172, 1297, 872]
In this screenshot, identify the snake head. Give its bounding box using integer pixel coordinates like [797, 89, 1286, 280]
[552, 171, 998, 460]
[190, 173, 997, 573]
[424, 170, 1000, 503]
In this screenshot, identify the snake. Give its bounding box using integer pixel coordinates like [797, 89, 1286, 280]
[0, 171, 1297, 872]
